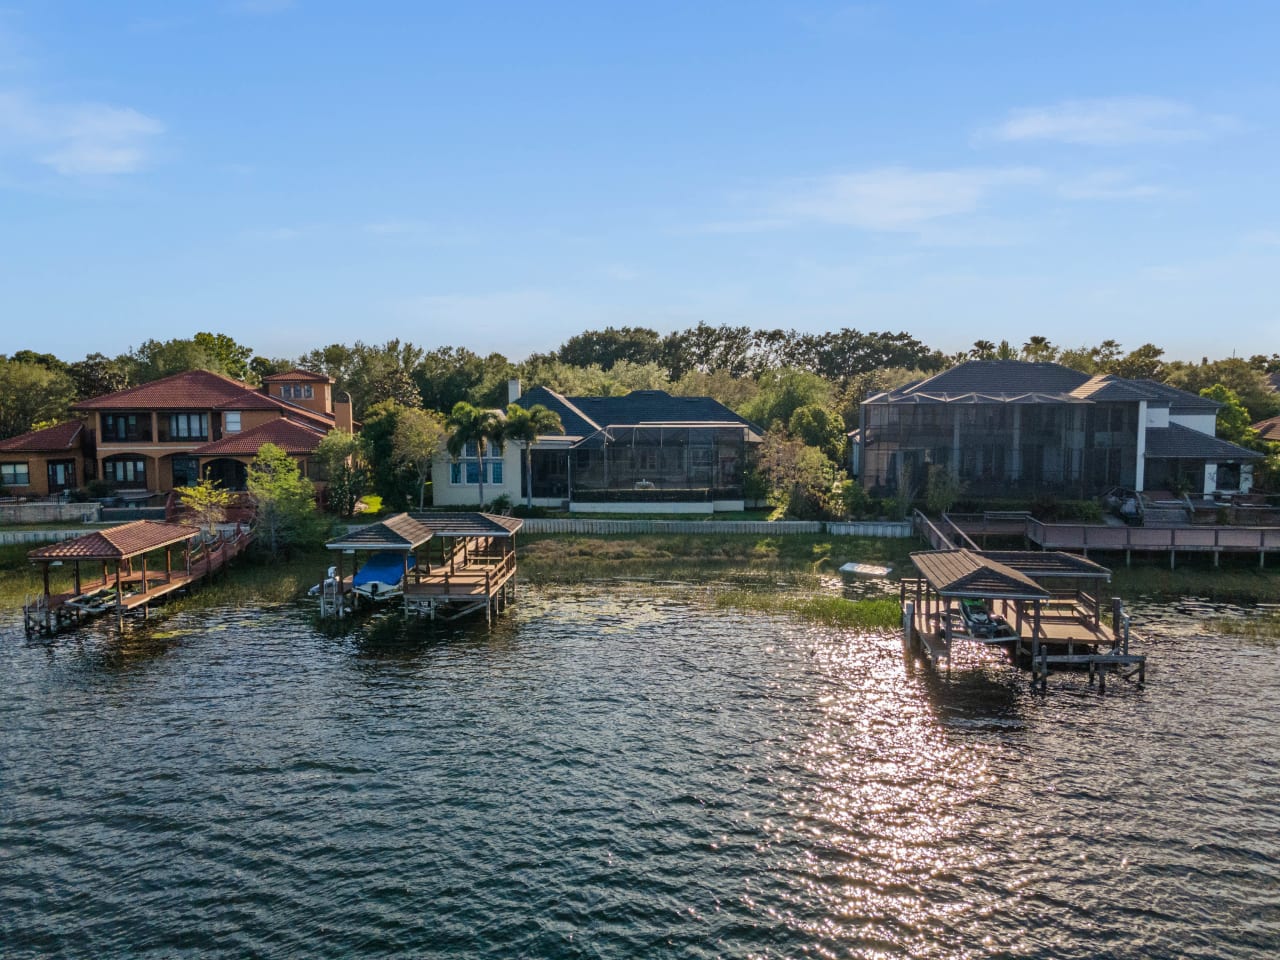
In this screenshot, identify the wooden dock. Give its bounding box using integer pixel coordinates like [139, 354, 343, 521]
[319, 512, 522, 625]
[901, 546, 1147, 691]
[23, 521, 254, 638]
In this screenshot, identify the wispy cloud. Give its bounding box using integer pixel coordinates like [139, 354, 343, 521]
[768, 165, 1042, 232]
[0, 91, 163, 175]
[985, 96, 1230, 145]
[1057, 170, 1168, 201]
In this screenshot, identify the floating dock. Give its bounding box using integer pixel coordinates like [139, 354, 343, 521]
[23, 520, 254, 637]
[319, 511, 522, 625]
[900, 546, 1146, 691]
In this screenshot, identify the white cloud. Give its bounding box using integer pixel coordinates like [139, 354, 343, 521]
[1057, 170, 1168, 201]
[986, 96, 1228, 145]
[0, 91, 163, 175]
[770, 166, 1042, 231]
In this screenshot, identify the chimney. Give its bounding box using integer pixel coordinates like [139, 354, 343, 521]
[508, 378, 521, 403]
[335, 392, 354, 433]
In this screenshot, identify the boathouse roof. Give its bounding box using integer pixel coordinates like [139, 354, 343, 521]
[407, 512, 523, 537]
[326, 513, 437, 551]
[28, 520, 201, 561]
[910, 549, 1051, 601]
[980, 551, 1112, 581]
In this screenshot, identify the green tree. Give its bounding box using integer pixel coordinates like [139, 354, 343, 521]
[788, 403, 845, 462]
[247, 443, 324, 558]
[175, 478, 234, 534]
[671, 367, 760, 410]
[1113, 343, 1165, 380]
[1020, 336, 1058, 362]
[360, 401, 419, 510]
[446, 402, 506, 507]
[969, 340, 996, 360]
[503, 402, 564, 508]
[315, 429, 367, 518]
[558, 326, 664, 370]
[741, 368, 834, 431]
[0, 358, 77, 439]
[925, 465, 963, 515]
[756, 428, 838, 520]
[68, 352, 132, 400]
[392, 407, 448, 509]
[1200, 384, 1265, 451]
[1168, 359, 1279, 422]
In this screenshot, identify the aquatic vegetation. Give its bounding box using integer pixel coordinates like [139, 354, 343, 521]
[714, 590, 901, 629]
[1207, 609, 1280, 640]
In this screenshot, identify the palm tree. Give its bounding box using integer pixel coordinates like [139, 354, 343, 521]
[504, 403, 565, 508]
[446, 402, 506, 508]
[969, 340, 996, 360]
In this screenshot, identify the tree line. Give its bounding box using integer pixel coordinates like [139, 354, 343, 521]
[3, 327, 1279, 520]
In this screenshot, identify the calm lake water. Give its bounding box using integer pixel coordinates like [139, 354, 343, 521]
[2, 581, 1278, 959]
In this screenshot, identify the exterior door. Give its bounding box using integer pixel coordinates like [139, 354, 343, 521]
[47, 460, 77, 493]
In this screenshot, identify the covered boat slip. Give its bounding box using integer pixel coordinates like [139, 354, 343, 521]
[901, 547, 1146, 690]
[23, 519, 254, 636]
[321, 512, 523, 624]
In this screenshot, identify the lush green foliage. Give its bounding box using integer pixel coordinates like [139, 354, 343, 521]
[247, 443, 326, 557]
[503, 402, 564, 507]
[392, 407, 448, 509]
[175, 478, 234, 533]
[314, 429, 367, 517]
[446, 401, 507, 508]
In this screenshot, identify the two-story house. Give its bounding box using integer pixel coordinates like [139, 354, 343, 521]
[856, 360, 1262, 501]
[0, 368, 352, 498]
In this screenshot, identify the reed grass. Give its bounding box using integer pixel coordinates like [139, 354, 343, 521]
[713, 591, 901, 629]
[1205, 610, 1280, 640]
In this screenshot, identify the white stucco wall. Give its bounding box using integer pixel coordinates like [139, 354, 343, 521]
[1145, 404, 1170, 428]
[430, 445, 523, 507]
[1170, 411, 1217, 435]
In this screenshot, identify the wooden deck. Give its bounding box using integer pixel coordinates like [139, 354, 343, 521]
[23, 527, 253, 636]
[402, 547, 517, 623]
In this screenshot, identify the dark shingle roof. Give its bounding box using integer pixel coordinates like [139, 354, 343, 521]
[0, 421, 83, 453]
[910, 548, 1051, 600]
[1070, 376, 1159, 403]
[28, 520, 200, 561]
[876, 361, 1091, 404]
[516, 388, 758, 438]
[327, 513, 436, 551]
[981, 551, 1112, 581]
[1144, 423, 1263, 460]
[1132, 379, 1221, 410]
[407, 512, 523, 537]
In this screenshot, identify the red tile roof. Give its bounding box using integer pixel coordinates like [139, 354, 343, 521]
[262, 368, 332, 382]
[1254, 415, 1280, 442]
[28, 520, 200, 561]
[0, 421, 83, 453]
[191, 418, 327, 456]
[73, 369, 263, 411]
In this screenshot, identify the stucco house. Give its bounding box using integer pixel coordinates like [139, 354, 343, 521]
[0, 368, 352, 498]
[855, 360, 1262, 501]
[433, 381, 761, 513]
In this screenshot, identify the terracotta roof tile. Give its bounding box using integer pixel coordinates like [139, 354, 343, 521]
[191, 418, 326, 456]
[29, 520, 200, 561]
[1254, 415, 1280, 442]
[73, 370, 263, 411]
[0, 421, 83, 453]
[262, 368, 333, 382]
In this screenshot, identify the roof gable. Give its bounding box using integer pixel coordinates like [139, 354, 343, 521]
[29, 520, 200, 561]
[910, 548, 1051, 600]
[0, 421, 83, 453]
[190, 418, 326, 456]
[262, 368, 333, 383]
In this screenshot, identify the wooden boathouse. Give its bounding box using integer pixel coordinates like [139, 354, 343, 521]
[23, 519, 254, 637]
[901, 547, 1146, 690]
[320, 512, 522, 624]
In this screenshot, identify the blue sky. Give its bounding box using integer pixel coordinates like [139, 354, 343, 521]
[2, 1, 1278, 363]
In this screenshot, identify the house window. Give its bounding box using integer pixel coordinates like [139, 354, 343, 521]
[451, 459, 503, 484]
[282, 384, 314, 400]
[103, 456, 147, 488]
[47, 461, 76, 491]
[164, 413, 209, 441]
[489, 460, 503, 485]
[224, 412, 242, 433]
[172, 457, 200, 488]
[1, 462, 30, 486]
[101, 413, 152, 442]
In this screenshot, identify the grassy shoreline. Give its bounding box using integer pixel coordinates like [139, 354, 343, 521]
[5, 531, 1280, 633]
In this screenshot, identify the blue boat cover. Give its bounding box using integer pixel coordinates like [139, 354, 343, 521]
[352, 551, 415, 587]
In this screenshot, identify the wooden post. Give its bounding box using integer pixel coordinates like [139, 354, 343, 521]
[903, 601, 914, 655]
[1111, 597, 1122, 642]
